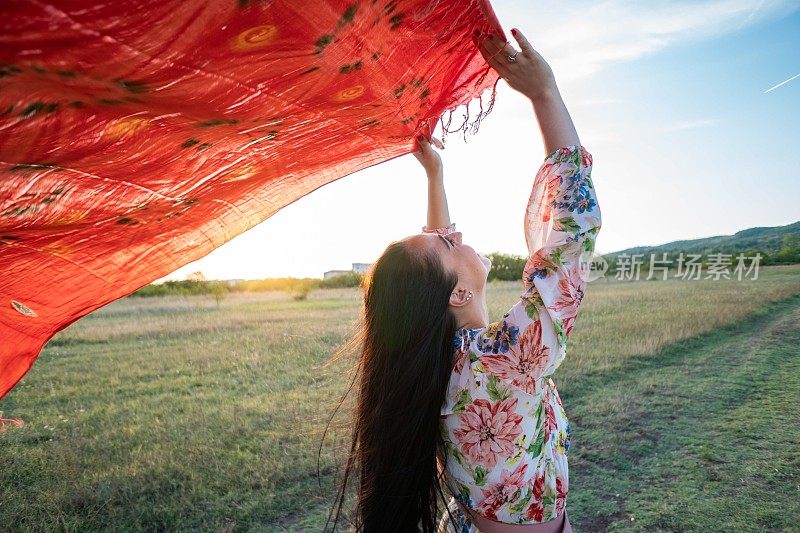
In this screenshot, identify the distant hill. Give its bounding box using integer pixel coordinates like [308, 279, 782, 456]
[603, 221, 800, 266]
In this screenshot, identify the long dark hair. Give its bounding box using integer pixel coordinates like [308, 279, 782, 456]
[323, 238, 459, 532]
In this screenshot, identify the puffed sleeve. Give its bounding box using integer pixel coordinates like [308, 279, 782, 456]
[471, 144, 601, 392]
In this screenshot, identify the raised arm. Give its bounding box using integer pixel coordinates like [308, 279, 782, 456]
[531, 87, 580, 157]
[468, 144, 600, 394]
[462, 29, 601, 390]
[426, 163, 451, 232]
[413, 135, 453, 233]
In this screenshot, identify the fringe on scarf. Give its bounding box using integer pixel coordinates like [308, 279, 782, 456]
[438, 73, 500, 145]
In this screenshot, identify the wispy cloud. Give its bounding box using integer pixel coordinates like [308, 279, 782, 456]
[501, 0, 800, 84]
[764, 72, 800, 93]
[735, 0, 767, 31]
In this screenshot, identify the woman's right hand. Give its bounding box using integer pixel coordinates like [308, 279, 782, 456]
[473, 27, 557, 102]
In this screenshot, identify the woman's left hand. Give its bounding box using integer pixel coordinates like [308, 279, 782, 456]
[412, 135, 445, 177]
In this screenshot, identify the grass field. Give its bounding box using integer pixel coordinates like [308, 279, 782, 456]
[2, 265, 799, 532]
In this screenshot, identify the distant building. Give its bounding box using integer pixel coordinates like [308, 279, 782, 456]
[323, 262, 372, 279]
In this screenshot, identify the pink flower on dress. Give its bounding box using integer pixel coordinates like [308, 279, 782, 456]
[524, 470, 546, 522]
[551, 381, 564, 408]
[454, 397, 523, 469]
[453, 342, 469, 375]
[542, 171, 561, 223]
[543, 391, 558, 444]
[580, 146, 592, 168]
[523, 249, 561, 293]
[475, 462, 529, 520]
[548, 266, 585, 336]
[478, 320, 549, 394]
[555, 475, 568, 516]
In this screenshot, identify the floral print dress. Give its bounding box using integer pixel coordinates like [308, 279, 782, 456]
[433, 144, 602, 527]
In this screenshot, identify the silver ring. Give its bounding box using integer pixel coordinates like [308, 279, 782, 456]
[507, 50, 520, 63]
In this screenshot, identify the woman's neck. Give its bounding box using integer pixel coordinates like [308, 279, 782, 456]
[457, 298, 489, 330]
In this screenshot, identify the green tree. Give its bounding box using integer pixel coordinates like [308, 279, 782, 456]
[776, 233, 800, 263]
[210, 282, 227, 306]
[486, 252, 526, 281]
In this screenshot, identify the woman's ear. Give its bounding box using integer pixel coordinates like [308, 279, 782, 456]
[449, 287, 471, 308]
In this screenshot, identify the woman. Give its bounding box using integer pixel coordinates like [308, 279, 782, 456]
[327, 27, 601, 532]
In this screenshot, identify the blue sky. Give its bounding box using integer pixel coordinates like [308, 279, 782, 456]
[160, 0, 800, 281]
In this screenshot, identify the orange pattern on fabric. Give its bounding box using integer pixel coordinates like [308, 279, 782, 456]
[233, 25, 280, 50]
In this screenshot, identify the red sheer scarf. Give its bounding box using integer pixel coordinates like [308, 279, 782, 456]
[0, 0, 506, 399]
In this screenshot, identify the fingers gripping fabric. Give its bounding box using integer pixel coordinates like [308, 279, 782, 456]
[0, 0, 505, 398]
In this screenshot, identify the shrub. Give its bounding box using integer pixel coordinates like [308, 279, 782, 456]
[319, 271, 364, 289]
[131, 280, 231, 298]
[289, 279, 318, 300]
